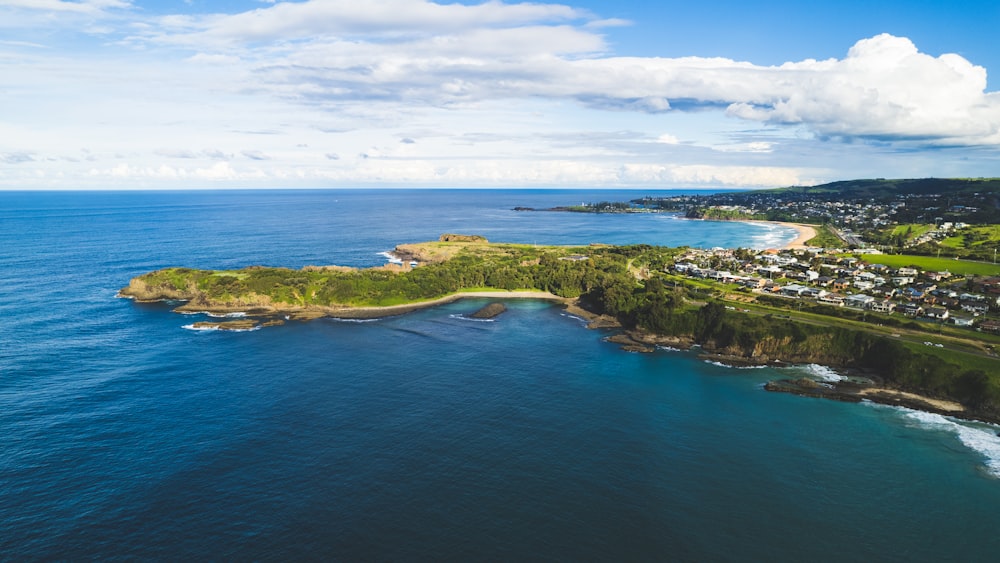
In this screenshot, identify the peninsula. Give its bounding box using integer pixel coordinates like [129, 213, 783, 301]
[121, 233, 1000, 424]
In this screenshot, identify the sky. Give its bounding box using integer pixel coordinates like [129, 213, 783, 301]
[2, 0, 1000, 189]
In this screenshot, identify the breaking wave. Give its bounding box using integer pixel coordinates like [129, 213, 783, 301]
[867, 403, 1000, 478]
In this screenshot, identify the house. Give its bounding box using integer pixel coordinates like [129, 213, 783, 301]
[879, 288, 899, 299]
[962, 301, 990, 315]
[924, 307, 950, 320]
[780, 284, 810, 297]
[868, 300, 896, 314]
[898, 303, 925, 317]
[952, 316, 975, 327]
[979, 320, 1000, 334]
[831, 279, 850, 291]
[817, 293, 845, 306]
[845, 294, 876, 309]
[816, 275, 834, 287]
[897, 267, 919, 277]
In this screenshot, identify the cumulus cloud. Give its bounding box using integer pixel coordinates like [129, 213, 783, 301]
[723, 34, 1000, 143]
[112, 2, 1000, 147]
[5, 0, 1000, 189]
[155, 7, 996, 146]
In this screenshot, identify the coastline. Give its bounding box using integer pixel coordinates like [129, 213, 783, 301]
[681, 215, 817, 249]
[781, 222, 818, 249]
[742, 220, 817, 249]
[164, 290, 570, 321]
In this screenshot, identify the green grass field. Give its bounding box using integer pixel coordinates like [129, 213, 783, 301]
[891, 223, 935, 240]
[857, 253, 1000, 276]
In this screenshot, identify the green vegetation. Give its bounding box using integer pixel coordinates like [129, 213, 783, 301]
[764, 177, 1000, 199]
[685, 207, 765, 221]
[943, 225, 1000, 251]
[126, 238, 1000, 420]
[889, 223, 935, 243]
[129, 241, 683, 308]
[803, 224, 842, 248]
[854, 253, 1000, 276]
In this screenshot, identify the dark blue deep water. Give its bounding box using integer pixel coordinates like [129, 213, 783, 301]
[3, 189, 1000, 561]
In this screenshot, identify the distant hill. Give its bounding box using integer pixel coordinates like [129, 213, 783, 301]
[766, 178, 1000, 198]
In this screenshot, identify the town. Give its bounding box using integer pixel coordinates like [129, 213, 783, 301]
[669, 245, 1000, 336]
[626, 178, 1000, 262]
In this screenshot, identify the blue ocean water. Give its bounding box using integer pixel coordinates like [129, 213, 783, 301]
[2, 189, 1000, 561]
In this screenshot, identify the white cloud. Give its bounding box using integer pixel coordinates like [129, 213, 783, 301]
[0, 0, 130, 13]
[3, 0, 1000, 189]
[723, 34, 1000, 143]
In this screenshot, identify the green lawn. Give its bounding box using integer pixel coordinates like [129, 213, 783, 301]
[891, 223, 935, 240]
[858, 253, 1000, 276]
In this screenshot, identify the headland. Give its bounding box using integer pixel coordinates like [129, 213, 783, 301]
[120, 234, 1000, 424]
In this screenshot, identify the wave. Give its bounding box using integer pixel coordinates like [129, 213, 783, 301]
[799, 363, 845, 382]
[178, 310, 248, 317]
[747, 222, 794, 249]
[379, 251, 403, 265]
[702, 360, 767, 369]
[328, 317, 381, 323]
[867, 403, 1000, 478]
[181, 324, 260, 333]
[448, 313, 496, 323]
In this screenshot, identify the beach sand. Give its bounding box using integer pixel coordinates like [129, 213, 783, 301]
[783, 223, 818, 249]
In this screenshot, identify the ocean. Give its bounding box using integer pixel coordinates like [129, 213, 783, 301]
[2, 189, 1000, 561]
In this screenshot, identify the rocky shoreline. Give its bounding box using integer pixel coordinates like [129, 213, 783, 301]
[568, 306, 998, 425]
[119, 288, 566, 330]
[123, 282, 997, 424]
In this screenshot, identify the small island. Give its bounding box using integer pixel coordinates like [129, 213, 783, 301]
[121, 232, 1000, 424]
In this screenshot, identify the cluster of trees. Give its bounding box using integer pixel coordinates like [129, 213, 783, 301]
[142, 244, 680, 308]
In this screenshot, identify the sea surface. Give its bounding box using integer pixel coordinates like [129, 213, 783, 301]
[2, 189, 1000, 561]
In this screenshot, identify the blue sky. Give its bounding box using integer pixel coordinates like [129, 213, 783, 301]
[2, 0, 999, 189]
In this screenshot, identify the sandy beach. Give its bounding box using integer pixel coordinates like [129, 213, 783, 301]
[744, 220, 816, 249]
[781, 222, 818, 249]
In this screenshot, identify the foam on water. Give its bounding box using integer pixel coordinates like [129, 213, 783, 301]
[181, 324, 261, 333]
[793, 363, 846, 382]
[559, 312, 588, 324]
[866, 403, 1000, 478]
[448, 314, 495, 322]
[703, 360, 767, 369]
[746, 221, 794, 249]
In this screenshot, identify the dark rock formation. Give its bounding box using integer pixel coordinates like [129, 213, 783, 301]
[470, 302, 507, 319]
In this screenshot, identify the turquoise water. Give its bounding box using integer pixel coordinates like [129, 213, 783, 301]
[2, 189, 1000, 560]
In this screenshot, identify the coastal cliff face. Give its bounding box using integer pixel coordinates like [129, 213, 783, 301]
[120, 240, 1000, 423]
[120, 272, 278, 310]
[121, 275, 199, 302]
